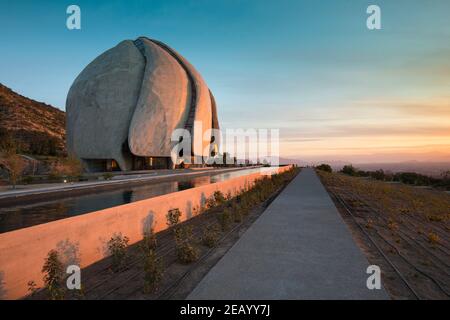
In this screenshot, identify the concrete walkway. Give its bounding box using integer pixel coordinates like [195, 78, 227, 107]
[188, 168, 389, 300]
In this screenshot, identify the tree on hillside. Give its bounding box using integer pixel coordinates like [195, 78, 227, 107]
[0, 148, 26, 189]
[341, 164, 358, 176]
[438, 170, 450, 191]
[50, 156, 83, 180]
[371, 169, 386, 181]
[316, 164, 332, 173]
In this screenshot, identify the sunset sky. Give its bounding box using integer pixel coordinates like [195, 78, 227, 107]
[1, 0, 449, 163]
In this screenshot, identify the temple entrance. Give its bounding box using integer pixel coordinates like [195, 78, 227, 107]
[132, 156, 171, 170]
[82, 159, 122, 172]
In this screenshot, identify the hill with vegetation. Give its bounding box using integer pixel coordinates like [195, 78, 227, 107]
[0, 83, 66, 156]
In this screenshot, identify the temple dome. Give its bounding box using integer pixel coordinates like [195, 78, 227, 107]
[66, 37, 219, 171]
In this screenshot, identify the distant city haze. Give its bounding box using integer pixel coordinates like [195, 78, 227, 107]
[0, 0, 449, 164]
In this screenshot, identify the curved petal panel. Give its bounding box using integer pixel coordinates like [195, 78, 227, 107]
[128, 38, 191, 157]
[66, 40, 145, 170]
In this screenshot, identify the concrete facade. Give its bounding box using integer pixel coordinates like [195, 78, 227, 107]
[66, 40, 145, 171]
[66, 37, 219, 172]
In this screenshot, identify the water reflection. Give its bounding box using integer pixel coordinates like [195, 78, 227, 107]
[0, 168, 266, 234]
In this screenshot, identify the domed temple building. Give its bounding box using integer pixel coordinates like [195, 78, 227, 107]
[66, 37, 220, 172]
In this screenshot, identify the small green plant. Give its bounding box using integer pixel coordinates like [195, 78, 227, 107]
[140, 228, 157, 254]
[428, 232, 441, 245]
[107, 234, 130, 272]
[22, 175, 34, 184]
[230, 201, 243, 223]
[72, 284, 86, 300]
[387, 218, 398, 231]
[174, 226, 199, 264]
[192, 205, 200, 216]
[166, 208, 181, 228]
[205, 196, 217, 209]
[427, 214, 443, 222]
[213, 190, 226, 206]
[238, 196, 251, 215]
[399, 207, 410, 215]
[201, 224, 220, 248]
[103, 172, 114, 180]
[217, 208, 232, 231]
[27, 280, 39, 297]
[42, 249, 65, 300]
[142, 250, 163, 294]
[248, 192, 260, 206]
[177, 243, 199, 264]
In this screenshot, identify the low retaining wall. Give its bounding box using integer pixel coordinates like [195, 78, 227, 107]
[0, 166, 292, 299]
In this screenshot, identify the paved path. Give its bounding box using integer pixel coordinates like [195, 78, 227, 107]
[189, 168, 389, 299]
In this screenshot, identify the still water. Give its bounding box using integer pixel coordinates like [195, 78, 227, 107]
[0, 168, 265, 234]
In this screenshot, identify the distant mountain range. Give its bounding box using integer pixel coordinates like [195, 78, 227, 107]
[350, 161, 449, 177]
[0, 83, 66, 155]
[279, 157, 449, 177]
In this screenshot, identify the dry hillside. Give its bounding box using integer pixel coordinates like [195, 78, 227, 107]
[0, 83, 66, 155]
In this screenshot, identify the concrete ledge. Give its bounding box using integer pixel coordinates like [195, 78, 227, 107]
[0, 167, 254, 201]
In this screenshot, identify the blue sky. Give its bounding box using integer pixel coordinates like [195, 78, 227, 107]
[1, 0, 449, 162]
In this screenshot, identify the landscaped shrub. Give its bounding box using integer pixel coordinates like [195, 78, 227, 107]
[166, 208, 182, 228]
[217, 208, 233, 231]
[42, 249, 65, 300]
[103, 172, 114, 180]
[428, 232, 441, 245]
[232, 206, 243, 223]
[176, 242, 199, 264]
[27, 280, 39, 297]
[201, 224, 220, 248]
[213, 190, 226, 206]
[238, 196, 250, 215]
[174, 226, 199, 264]
[107, 234, 130, 272]
[205, 195, 217, 210]
[140, 228, 157, 255]
[248, 192, 260, 206]
[142, 250, 163, 294]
